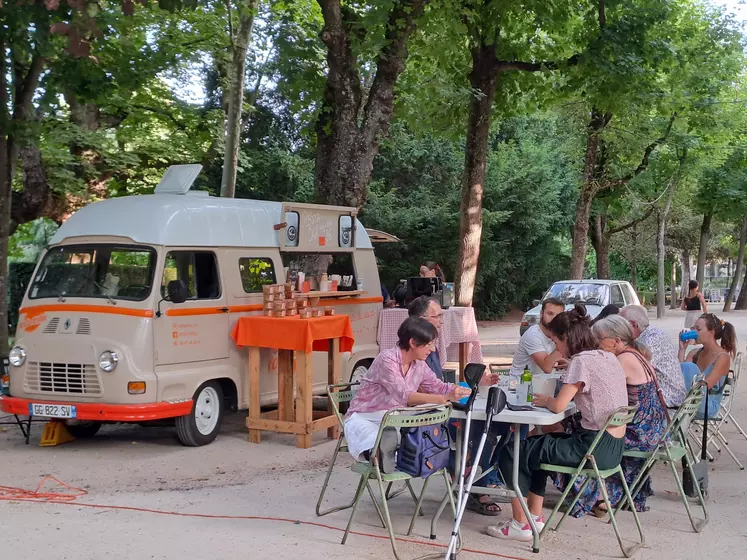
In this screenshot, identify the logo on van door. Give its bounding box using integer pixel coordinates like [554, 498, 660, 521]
[64, 319, 72, 331]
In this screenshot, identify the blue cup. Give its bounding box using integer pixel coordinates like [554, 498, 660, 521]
[680, 329, 698, 342]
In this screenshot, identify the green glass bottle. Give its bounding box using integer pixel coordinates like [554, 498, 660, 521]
[521, 364, 533, 403]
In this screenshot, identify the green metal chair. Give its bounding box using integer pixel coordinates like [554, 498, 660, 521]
[540, 405, 645, 558]
[341, 405, 459, 560]
[615, 381, 708, 533]
[315, 383, 414, 523]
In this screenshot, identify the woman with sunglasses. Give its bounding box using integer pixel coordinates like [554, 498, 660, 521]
[344, 317, 470, 472]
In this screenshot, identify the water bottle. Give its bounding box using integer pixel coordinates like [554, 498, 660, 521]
[521, 364, 533, 403]
[680, 329, 698, 342]
[516, 365, 531, 402]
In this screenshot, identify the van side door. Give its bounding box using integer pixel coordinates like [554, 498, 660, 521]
[154, 250, 230, 365]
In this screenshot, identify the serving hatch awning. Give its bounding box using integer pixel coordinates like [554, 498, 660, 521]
[365, 229, 400, 243]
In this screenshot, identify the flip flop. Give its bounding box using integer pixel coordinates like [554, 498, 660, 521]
[466, 494, 502, 516]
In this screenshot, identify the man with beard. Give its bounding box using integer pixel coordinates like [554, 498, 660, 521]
[510, 298, 566, 375]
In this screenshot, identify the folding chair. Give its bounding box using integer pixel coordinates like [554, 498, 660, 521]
[616, 381, 708, 533]
[689, 368, 745, 470]
[540, 406, 645, 558]
[721, 352, 747, 443]
[341, 405, 459, 560]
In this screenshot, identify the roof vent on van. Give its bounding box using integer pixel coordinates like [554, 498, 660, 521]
[155, 164, 203, 195]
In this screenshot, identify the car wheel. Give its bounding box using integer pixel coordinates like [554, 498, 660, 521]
[175, 381, 224, 447]
[350, 360, 373, 385]
[65, 421, 102, 439]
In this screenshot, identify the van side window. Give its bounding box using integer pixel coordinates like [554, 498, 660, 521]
[162, 251, 221, 300]
[239, 258, 276, 293]
[610, 284, 625, 307]
[282, 253, 357, 291]
[621, 284, 636, 305]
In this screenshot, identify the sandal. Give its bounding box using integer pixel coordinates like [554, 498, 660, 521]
[466, 494, 502, 516]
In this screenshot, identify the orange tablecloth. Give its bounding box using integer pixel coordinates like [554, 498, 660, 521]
[231, 315, 354, 354]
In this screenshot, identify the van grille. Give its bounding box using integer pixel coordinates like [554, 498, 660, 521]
[41, 317, 92, 335]
[24, 362, 102, 396]
[76, 318, 92, 335]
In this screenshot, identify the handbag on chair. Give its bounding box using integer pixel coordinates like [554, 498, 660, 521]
[396, 418, 451, 478]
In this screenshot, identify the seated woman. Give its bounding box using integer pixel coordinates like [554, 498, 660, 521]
[488, 304, 628, 542]
[679, 312, 737, 418]
[552, 315, 668, 517]
[344, 317, 470, 472]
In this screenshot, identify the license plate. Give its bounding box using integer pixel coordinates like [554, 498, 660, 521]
[29, 403, 77, 419]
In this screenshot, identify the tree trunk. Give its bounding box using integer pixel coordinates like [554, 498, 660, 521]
[696, 213, 712, 287]
[455, 42, 499, 306]
[630, 223, 638, 290]
[656, 153, 683, 319]
[590, 214, 611, 279]
[680, 249, 691, 303]
[670, 254, 677, 309]
[220, 0, 259, 198]
[314, 0, 429, 208]
[724, 219, 747, 312]
[570, 109, 610, 279]
[0, 137, 11, 358]
[736, 256, 747, 310]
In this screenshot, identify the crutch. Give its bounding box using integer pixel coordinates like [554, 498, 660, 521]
[444, 364, 485, 557]
[445, 385, 507, 559]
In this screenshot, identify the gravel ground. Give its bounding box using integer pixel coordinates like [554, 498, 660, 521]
[2, 308, 746, 560]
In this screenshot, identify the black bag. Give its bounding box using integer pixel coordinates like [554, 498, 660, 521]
[683, 389, 708, 498]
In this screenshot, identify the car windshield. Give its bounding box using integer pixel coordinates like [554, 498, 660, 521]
[544, 283, 607, 306]
[29, 245, 157, 302]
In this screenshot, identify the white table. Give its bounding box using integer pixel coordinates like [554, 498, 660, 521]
[432, 400, 577, 554]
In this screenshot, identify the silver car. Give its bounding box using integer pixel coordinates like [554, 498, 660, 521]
[520, 280, 641, 335]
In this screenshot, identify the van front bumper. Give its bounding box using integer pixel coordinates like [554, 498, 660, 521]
[0, 396, 193, 422]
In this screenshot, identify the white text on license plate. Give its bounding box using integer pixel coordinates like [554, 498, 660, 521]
[29, 403, 77, 418]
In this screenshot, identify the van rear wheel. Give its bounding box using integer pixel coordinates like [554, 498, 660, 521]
[176, 381, 224, 447]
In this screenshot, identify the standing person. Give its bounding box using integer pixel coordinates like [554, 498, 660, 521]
[487, 305, 628, 541]
[679, 312, 737, 418]
[553, 315, 668, 517]
[681, 280, 707, 329]
[420, 261, 446, 281]
[509, 298, 567, 376]
[621, 304, 686, 408]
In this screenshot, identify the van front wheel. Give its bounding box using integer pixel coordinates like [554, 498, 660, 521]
[176, 381, 224, 447]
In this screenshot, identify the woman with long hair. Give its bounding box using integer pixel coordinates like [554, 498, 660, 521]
[681, 280, 707, 329]
[679, 312, 737, 418]
[553, 315, 668, 517]
[487, 304, 628, 542]
[420, 261, 446, 282]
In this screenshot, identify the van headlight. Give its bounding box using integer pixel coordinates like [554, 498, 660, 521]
[9, 346, 26, 367]
[99, 351, 119, 372]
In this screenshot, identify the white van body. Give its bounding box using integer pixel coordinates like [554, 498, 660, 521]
[3, 166, 384, 445]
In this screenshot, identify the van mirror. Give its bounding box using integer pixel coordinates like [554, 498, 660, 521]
[167, 280, 189, 304]
[532, 299, 541, 307]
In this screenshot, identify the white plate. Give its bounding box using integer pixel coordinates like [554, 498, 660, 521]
[29, 403, 77, 419]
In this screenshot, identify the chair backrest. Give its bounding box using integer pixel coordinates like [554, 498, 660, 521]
[327, 382, 360, 427]
[381, 405, 452, 429]
[731, 352, 743, 391]
[582, 405, 638, 457]
[666, 380, 707, 444]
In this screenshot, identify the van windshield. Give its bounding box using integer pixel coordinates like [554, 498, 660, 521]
[544, 283, 607, 306]
[29, 245, 157, 302]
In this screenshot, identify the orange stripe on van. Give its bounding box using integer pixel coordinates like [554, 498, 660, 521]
[19, 304, 154, 319]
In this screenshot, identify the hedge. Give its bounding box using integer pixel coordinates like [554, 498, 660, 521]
[8, 262, 36, 334]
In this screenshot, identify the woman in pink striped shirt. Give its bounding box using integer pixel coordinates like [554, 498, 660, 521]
[344, 317, 470, 469]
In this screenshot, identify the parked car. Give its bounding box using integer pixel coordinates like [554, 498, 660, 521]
[520, 280, 641, 335]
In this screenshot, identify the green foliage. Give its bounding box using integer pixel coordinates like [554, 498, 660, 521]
[8, 263, 37, 335]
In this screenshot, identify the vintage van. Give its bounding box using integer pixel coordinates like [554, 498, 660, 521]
[1, 165, 386, 446]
